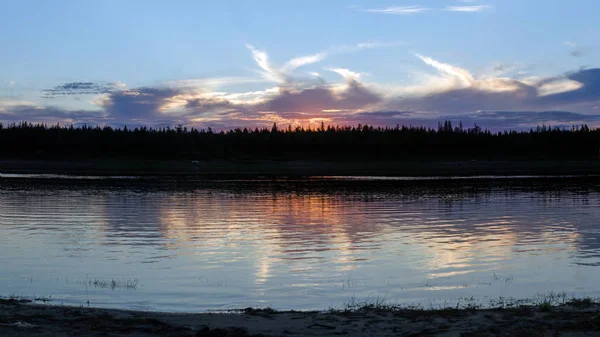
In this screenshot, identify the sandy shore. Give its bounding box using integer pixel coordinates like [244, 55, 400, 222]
[2, 299, 600, 337]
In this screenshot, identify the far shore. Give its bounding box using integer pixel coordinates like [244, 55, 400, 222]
[2, 158, 600, 178]
[2, 298, 600, 337]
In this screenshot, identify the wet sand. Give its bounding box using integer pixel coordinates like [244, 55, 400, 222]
[2, 299, 600, 337]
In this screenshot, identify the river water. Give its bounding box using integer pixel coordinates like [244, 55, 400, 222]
[1, 176, 599, 312]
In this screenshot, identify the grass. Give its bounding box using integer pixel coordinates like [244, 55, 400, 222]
[33, 295, 52, 303]
[539, 301, 553, 312]
[567, 297, 594, 308]
[0, 293, 51, 304]
[320, 292, 600, 316]
[342, 294, 391, 312]
[84, 277, 139, 290]
[329, 294, 485, 317]
[2, 285, 599, 317]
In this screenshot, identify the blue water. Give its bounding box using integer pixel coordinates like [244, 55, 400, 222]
[1, 176, 599, 312]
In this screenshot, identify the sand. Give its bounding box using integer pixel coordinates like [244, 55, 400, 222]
[2, 299, 600, 337]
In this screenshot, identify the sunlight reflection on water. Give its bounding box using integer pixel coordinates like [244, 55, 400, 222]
[1, 177, 600, 312]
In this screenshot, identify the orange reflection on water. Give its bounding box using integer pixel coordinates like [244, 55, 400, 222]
[156, 192, 383, 283]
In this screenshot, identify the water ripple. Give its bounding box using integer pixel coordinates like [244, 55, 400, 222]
[1, 179, 600, 311]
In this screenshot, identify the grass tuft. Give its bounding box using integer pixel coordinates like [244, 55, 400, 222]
[85, 278, 139, 290]
[538, 301, 553, 312]
[566, 297, 595, 308]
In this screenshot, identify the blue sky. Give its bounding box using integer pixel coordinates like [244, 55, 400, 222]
[1, 0, 599, 129]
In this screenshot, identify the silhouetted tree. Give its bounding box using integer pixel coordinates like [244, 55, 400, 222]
[0, 121, 598, 161]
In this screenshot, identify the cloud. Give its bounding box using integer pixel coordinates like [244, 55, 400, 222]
[334, 110, 600, 130]
[444, 5, 491, 12]
[245, 41, 402, 86]
[5, 44, 600, 131]
[0, 101, 105, 124]
[537, 79, 584, 96]
[380, 55, 600, 119]
[245, 44, 333, 86]
[439, 110, 600, 129]
[328, 68, 362, 81]
[42, 81, 124, 97]
[388, 84, 534, 114]
[3, 43, 394, 127]
[7, 94, 600, 131]
[282, 53, 328, 73]
[360, 4, 491, 15]
[563, 41, 586, 57]
[338, 41, 406, 53]
[169, 77, 269, 90]
[415, 54, 474, 86]
[337, 110, 413, 125]
[542, 68, 600, 104]
[245, 44, 284, 83]
[164, 66, 382, 120]
[363, 6, 431, 14]
[571, 50, 583, 57]
[0, 99, 35, 110]
[492, 64, 516, 74]
[260, 81, 381, 115]
[98, 87, 184, 122]
[184, 96, 251, 115]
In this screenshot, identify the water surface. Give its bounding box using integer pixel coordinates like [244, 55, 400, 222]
[1, 177, 600, 312]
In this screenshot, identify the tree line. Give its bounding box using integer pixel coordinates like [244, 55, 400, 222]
[0, 121, 598, 161]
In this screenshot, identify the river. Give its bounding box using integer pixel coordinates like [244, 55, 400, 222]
[1, 175, 599, 312]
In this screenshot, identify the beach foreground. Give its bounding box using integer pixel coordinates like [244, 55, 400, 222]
[2, 299, 600, 337]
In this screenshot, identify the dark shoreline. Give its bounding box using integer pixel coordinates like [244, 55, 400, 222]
[2, 158, 600, 178]
[2, 299, 600, 337]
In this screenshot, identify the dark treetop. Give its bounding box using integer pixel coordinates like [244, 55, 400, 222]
[0, 121, 598, 161]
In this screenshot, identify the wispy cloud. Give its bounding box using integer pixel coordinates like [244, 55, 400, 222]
[415, 54, 474, 86]
[327, 41, 406, 57]
[245, 41, 403, 86]
[537, 79, 584, 96]
[168, 77, 268, 90]
[354, 41, 406, 49]
[42, 81, 124, 98]
[282, 52, 329, 73]
[363, 6, 431, 15]
[444, 5, 491, 12]
[360, 4, 491, 15]
[245, 44, 284, 83]
[328, 68, 362, 81]
[563, 41, 585, 57]
[245, 45, 334, 84]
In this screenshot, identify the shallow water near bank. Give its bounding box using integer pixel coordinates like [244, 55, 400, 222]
[1, 176, 600, 312]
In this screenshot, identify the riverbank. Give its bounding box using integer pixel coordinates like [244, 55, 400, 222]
[2, 158, 600, 177]
[2, 299, 600, 337]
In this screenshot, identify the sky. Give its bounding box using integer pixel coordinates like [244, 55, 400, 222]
[1, 0, 599, 130]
